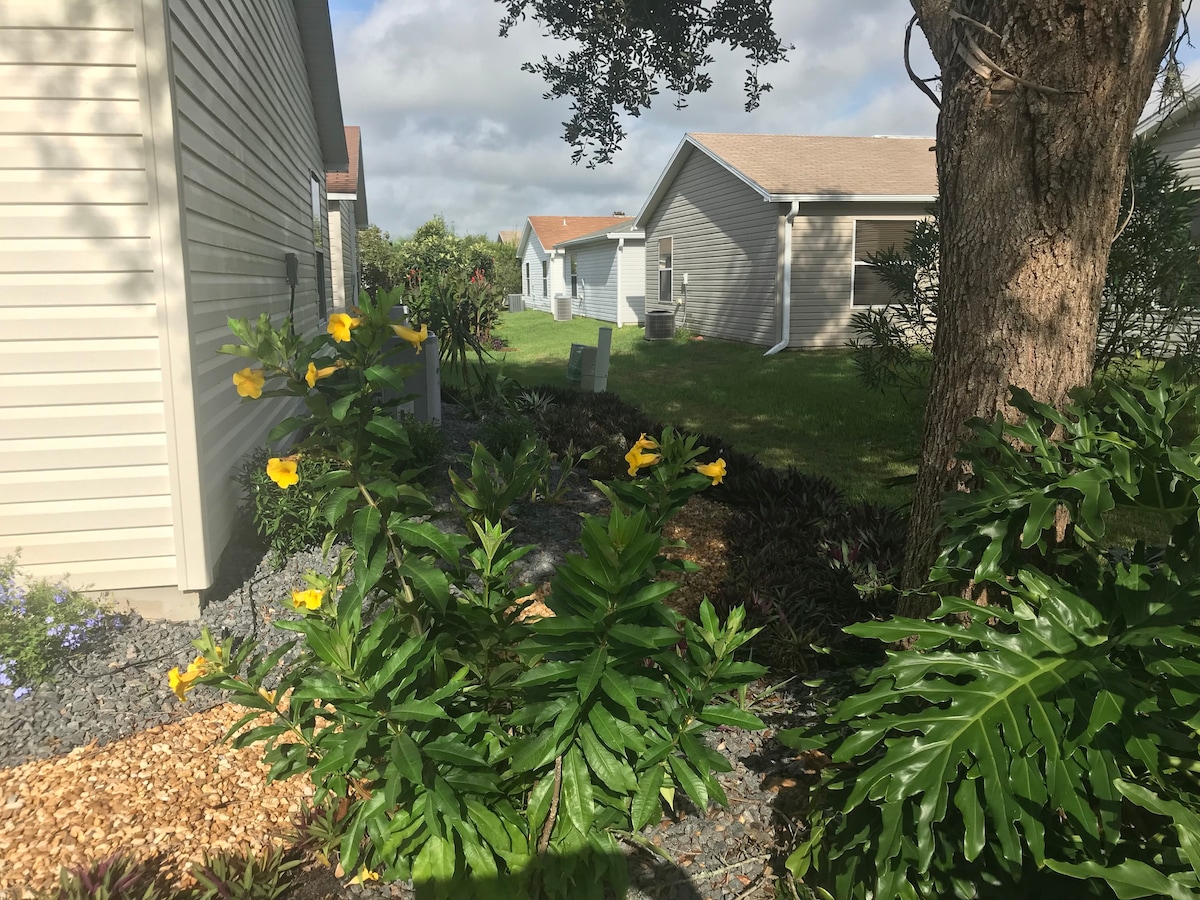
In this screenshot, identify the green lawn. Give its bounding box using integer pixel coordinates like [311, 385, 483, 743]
[486, 311, 923, 505]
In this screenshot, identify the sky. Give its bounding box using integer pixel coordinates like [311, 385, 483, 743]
[327, 1, 1197, 240]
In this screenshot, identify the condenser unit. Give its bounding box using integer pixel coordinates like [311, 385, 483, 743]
[644, 309, 675, 341]
[553, 294, 573, 321]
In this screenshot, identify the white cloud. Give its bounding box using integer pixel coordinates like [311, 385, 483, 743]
[330, 1, 943, 237]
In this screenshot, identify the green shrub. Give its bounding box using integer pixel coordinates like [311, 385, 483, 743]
[188, 847, 300, 900]
[0, 555, 118, 694]
[237, 448, 336, 568]
[180, 303, 763, 899]
[478, 413, 537, 460]
[400, 413, 447, 470]
[41, 853, 173, 900]
[785, 374, 1200, 898]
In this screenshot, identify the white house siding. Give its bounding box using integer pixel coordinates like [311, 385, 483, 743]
[788, 201, 931, 348]
[566, 242, 619, 322]
[643, 150, 778, 345]
[520, 239, 553, 313]
[169, 0, 331, 587]
[0, 0, 180, 589]
[1151, 112, 1200, 186]
[617, 240, 646, 326]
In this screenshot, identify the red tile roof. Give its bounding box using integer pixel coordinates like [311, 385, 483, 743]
[527, 216, 632, 250]
[327, 126, 361, 194]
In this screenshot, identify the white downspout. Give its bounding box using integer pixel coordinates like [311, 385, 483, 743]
[764, 200, 800, 356]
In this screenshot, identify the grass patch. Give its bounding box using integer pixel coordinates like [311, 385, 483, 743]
[488, 311, 924, 505]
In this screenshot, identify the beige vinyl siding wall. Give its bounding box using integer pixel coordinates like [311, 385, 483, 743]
[0, 0, 179, 588]
[788, 202, 930, 348]
[169, 0, 330, 586]
[643, 150, 777, 345]
[328, 200, 358, 310]
[1151, 113, 1200, 186]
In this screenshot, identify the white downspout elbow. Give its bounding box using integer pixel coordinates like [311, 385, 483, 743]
[764, 201, 800, 356]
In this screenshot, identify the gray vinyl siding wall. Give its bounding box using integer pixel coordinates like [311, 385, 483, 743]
[566, 242, 619, 322]
[788, 202, 930, 348]
[0, 0, 179, 588]
[643, 150, 778, 345]
[169, 0, 330, 584]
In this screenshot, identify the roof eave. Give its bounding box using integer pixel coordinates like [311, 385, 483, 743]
[557, 229, 646, 249]
[766, 193, 938, 203]
[294, 1, 348, 171]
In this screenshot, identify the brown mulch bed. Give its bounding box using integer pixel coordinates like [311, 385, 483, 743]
[0, 497, 734, 898]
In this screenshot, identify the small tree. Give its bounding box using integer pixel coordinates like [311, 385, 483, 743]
[358, 224, 403, 298]
[850, 139, 1200, 394]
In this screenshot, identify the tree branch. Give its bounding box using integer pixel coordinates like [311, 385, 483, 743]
[905, 14, 942, 110]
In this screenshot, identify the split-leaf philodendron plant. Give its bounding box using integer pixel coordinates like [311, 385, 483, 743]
[175, 293, 764, 900]
[786, 374, 1200, 899]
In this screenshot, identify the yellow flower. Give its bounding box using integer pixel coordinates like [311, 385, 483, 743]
[391, 322, 429, 353]
[291, 589, 323, 611]
[695, 458, 727, 486]
[632, 433, 659, 452]
[625, 445, 662, 477]
[258, 687, 277, 705]
[305, 361, 337, 388]
[266, 456, 300, 489]
[327, 313, 361, 342]
[167, 655, 210, 702]
[232, 368, 265, 399]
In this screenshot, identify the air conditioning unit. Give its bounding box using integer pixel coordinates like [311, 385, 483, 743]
[553, 294, 573, 322]
[507, 293, 524, 313]
[644, 309, 675, 341]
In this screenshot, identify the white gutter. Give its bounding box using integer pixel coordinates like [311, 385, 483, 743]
[765, 201, 800, 356]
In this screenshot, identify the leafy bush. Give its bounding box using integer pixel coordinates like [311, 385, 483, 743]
[188, 847, 300, 900]
[850, 138, 1200, 393]
[0, 556, 118, 694]
[479, 414, 537, 460]
[401, 413, 447, 471]
[237, 448, 337, 568]
[449, 437, 548, 525]
[785, 374, 1200, 898]
[180, 306, 763, 899]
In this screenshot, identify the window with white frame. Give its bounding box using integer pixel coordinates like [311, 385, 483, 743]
[310, 174, 324, 248]
[542, 260, 548, 297]
[525, 262, 530, 294]
[852, 220, 916, 306]
[570, 255, 578, 298]
[658, 237, 673, 305]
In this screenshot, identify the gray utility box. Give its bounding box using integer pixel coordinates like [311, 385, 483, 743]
[644, 309, 675, 340]
[565, 328, 613, 392]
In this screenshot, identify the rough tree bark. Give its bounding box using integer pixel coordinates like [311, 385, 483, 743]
[898, 0, 1181, 615]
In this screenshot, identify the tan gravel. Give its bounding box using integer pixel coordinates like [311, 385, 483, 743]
[0, 702, 313, 898]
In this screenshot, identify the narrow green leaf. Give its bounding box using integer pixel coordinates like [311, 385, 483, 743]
[631, 764, 665, 831]
[561, 746, 594, 834]
[576, 647, 607, 701]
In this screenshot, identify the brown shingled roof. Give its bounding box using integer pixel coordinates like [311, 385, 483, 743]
[327, 126, 361, 194]
[689, 133, 937, 197]
[528, 216, 633, 250]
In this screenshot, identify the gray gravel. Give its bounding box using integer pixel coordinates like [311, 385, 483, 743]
[0, 404, 822, 899]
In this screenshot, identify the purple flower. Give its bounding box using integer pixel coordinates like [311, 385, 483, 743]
[52, 588, 70, 605]
[13, 687, 30, 702]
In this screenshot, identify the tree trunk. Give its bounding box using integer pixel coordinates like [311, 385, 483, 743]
[899, 1, 1180, 614]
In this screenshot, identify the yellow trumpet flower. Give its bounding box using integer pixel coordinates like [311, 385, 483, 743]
[326, 313, 361, 343]
[305, 361, 337, 388]
[391, 322, 429, 353]
[266, 456, 300, 489]
[232, 368, 265, 399]
[695, 458, 727, 486]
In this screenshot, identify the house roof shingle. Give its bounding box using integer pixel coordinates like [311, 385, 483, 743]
[327, 126, 361, 195]
[689, 133, 938, 197]
[527, 216, 633, 251]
